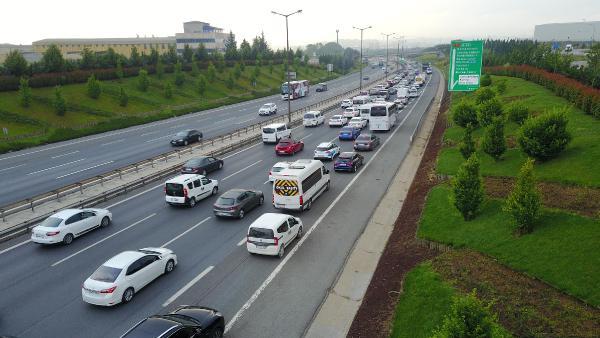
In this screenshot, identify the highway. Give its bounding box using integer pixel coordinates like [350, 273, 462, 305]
[0, 68, 440, 338]
[0, 67, 381, 207]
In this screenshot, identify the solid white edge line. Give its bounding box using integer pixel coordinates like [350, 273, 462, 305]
[51, 213, 156, 267]
[299, 133, 313, 141]
[0, 239, 31, 255]
[162, 265, 214, 307]
[160, 217, 211, 248]
[224, 75, 433, 334]
[237, 238, 247, 246]
[221, 160, 262, 181]
[56, 161, 114, 179]
[263, 180, 270, 185]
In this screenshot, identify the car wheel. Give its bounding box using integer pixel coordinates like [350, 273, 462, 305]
[212, 327, 224, 338]
[189, 197, 196, 208]
[277, 245, 285, 259]
[184, 140, 188, 146]
[164, 259, 175, 274]
[62, 233, 74, 245]
[304, 199, 312, 211]
[212, 186, 218, 195]
[325, 181, 331, 192]
[296, 226, 303, 239]
[259, 196, 264, 205]
[352, 165, 357, 173]
[100, 216, 110, 228]
[239, 209, 245, 219]
[122, 287, 134, 304]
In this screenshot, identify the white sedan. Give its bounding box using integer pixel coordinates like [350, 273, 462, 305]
[259, 103, 278, 116]
[342, 107, 360, 119]
[348, 117, 368, 129]
[82, 248, 177, 306]
[328, 115, 348, 127]
[31, 208, 112, 245]
[340, 99, 353, 108]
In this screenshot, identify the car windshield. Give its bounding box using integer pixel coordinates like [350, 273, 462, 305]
[263, 128, 275, 134]
[217, 197, 236, 206]
[165, 183, 184, 197]
[341, 127, 354, 133]
[39, 216, 63, 228]
[278, 141, 291, 146]
[304, 113, 315, 119]
[356, 135, 371, 141]
[249, 227, 274, 239]
[90, 265, 122, 283]
[317, 145, 331, 151]
[175, 132, 187, 137]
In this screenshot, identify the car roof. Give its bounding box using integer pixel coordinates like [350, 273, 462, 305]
[123, 317, 180, 338]
[273, 161, 292, 167]
[263, 123, 286, 128]
[339, 152, 356, 157]
[220, 189, 247, 197]
[51, 208, 83, 219]
[331, 115, 343, 118]
[166, 174, 204, 184]
[317, 142, 334, 147]
[104, 250, 147, 268]
[250, 213, 291, 229]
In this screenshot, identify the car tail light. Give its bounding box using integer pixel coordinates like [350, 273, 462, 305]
[269, 170, 272, 176]
[299, 195, 303, 206]
[100, 285, 117, 294]
[164, 186, 167, 193]
[183, 188, 188, 197]
[46, 231, 60, 236]
[273, 237, 279, 246]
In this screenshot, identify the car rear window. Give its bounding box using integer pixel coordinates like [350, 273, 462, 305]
[356, 135, 370, 141]
[331, 115, 342, 120]
[272, 166, 286, 172]
[249, 227, 274, 239]
[317, 146, 330, 151]
[341, 127, 353, 132]
[339, 152, 354, 159]
[39, 216, 63, 228]
[91, 265, 122, 283]
[263, 128, 275, 134]
[304, 113, 315, 119]
[217, 197, 235, 206]
[166, 183, 184, 197]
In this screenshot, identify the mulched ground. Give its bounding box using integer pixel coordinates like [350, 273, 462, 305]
[347, 89, 450, 338]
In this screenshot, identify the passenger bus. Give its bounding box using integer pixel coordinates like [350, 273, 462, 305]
[272, 159, 330, 211]
[281, 80, 309, 100]
[369, 102, 398, 132]
[352, 95, 371, 106]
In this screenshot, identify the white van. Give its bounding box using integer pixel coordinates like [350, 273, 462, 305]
[272, 159, 330, 211]
[262, 123, 291, 143]
[352, 95, 371, 106]
[165, 174, 219, 207]
[303, 110, 324, 127]
[246, 213, 303, 258]
[358, 103, 373, 123]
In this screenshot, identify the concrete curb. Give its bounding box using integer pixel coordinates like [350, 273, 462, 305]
[304, 70, 445, 338]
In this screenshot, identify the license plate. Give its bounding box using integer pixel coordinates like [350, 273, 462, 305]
[216, 212, 229, 216]
[169, 197, 179, 202]
[35, 234, 44, 238]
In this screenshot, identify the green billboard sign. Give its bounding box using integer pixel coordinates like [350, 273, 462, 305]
[448, 40, 484, 91]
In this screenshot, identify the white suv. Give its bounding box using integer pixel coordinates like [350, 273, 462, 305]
[340, 99, 352, 108]
[165, 174, 218, 207]
[246, 213, 303, 258]
[262, 123, 291, 143]
[258, 103, 277, 116]
[303, 110, 324, 127]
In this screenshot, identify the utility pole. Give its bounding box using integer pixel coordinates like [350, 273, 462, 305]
[381, 32, 395, 80]
[353, 25, 372, 91]
[336, 29, 339, 45]
[272, 9, 303, 124]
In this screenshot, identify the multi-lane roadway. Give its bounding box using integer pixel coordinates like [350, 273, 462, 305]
[0, 67, 381, 207]
[0, 68, 440, 338]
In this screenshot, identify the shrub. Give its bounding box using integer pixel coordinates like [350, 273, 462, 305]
[475, 86, 496, 104]
[459, 124, 476, 159]
[191, 62, 199, 77]
[86, 74, 101, 99]
[480, 74, 492, 87]
[452, 101, 479, 128]
[207, 62, 217, 83]
[137, 69, 149, 92]
[19, 77, 32, 108]
[518, 110, 571, 161]
[118, 87, 128, 107]
[174, 62, 184, 86]
[495, 80, 507, 94]
[225, 72, 235, 89]
[477, 98, 503, 127]
[233, 63, 242, 79]
[156, 60, 164, 79]
[197, 75, 207, 96]
[452, 154, 484, 220]
[115, 60, 124, 81]
[506, 102, 530, 125]
[481, 117, 506, 160]
[504, 159, 541, 235]
[53, 86, 66, 116]
[164, 82, 173, 98]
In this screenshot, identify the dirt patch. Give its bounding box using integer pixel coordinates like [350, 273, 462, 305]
[484, 177, 600, 218]
[347, 89, 449, 337]
[432, 250, 600, 337]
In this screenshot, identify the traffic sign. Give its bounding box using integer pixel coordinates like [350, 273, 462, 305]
[448, 40, 484, 91]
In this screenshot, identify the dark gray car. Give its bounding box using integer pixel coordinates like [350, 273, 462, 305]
[213, 189, 264, 219]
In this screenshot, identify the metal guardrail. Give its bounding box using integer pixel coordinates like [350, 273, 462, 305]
[0, 71, 391, 241]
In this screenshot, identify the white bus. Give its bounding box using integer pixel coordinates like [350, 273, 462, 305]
[281, 80, 309, 100]
[369, 102, 399, 132]
[352, 95, 371, 106]
[272, 159, 330, 211]
[358, 103, 373, 124]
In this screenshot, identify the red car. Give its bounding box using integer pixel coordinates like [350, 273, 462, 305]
[275, 138, 304, 155]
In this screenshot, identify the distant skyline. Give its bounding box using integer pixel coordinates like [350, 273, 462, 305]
[2, 0, 599, 49]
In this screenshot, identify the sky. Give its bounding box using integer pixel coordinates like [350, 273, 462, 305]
[1, 0, 599, 48]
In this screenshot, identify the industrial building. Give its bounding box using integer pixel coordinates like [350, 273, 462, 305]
[175, 21, 230, 54]
[534, 21, 600, 42]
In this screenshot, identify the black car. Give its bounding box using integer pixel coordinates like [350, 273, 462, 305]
[315, 83, 328, 92]
[353, 134, 381, 151]
[334, 152, 364, 173]
[181, 156, 224, 175]
[171, 130, 202, 146]
[213, 189, 264, 219]
[121, 305, 224, 338]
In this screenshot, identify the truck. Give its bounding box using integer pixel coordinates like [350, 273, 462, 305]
[414, 73, 426, 86]
[281, 80, 309, 100]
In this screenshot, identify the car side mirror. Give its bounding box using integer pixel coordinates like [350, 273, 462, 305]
[324, 169, 330, 174]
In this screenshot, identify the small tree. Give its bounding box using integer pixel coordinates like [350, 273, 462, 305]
[207, 62, 217, 83]
[240, 60, 246, 72]
[253, 65, 261, 78]
[156, 60, 165, 79]
[495, 80, 507, 94]
[459, 124, 476, 159]
[41, 44, 64, 72]
[138, 69, 149, 92]
[506, 102, 530, 125]
[431, 291, 500, 338]
[115, 59, 124, 81]
[53, 86, 66, 116]
[477, 98, 503, 127]
[225, 71, 235, 89]
[475, 86, 496, 104]
[481, 117, 506, 160]
[86, 74, 102, 99]
[452, 101, 479, 127]
[164, 82, 173, 98]
[480, 74, 492, 87]
[3, 50, 28, 77]
[504, 159, 541, 235]
[452, 154, 484, 221]
[250, 73, 258, 87]
[268, 60, 274, 74]
[191, 61, 199, 77]
[233, 63, 242, 80]
[174, 62, 185, 86]
[197, 75, 207, 96]
[18, 77, 32, 108]
[118, 87, 128, 107]
[518, 110, 571, 161]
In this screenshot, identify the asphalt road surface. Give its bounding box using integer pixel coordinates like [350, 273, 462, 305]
[0, 67, 381, 207]
[0, 68, 440, 338]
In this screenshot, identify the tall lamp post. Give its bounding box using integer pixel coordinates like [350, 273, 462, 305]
[353, 25, 371, 91]
[394, 36, 404, 70]
[381, 32, 395, 80]
[272, 9, 302, 124]
[336, 29, 339, 45]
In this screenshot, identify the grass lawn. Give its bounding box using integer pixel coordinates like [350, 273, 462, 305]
[438, 75, 600, 187]
[418, 185, 600, 306]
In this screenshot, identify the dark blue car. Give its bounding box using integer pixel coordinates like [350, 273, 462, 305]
[338, 126, 361, 140]
[334, 152, 364, 173]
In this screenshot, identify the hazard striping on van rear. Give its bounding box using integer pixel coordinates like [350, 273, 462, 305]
[274, 180, 299, 196]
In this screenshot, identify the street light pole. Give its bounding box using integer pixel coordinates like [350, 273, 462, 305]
[353, 25, 371, 91]
[336, 29, 339, 45]
[381, 32, 395, 80]
[272, 9, 302, 124]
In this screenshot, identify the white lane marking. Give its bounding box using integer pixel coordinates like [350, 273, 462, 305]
[237, 237, 247, 246]
[0, 239, 31, 255]
[106, 183, 163, 209]
[145, 134, 174, 143]
[221, 143, 262, 160]
[51, 213, 156, 266]
[300, 133, 312, 141]
[27, 158, 86, 175]
[0, 163, 25, 173]
[160, 217, 211, 248]
[100, 139, 125, 147]
[263, 180, 270, 185]
[56, 161, 114, 179]
[224, 74, 432, 334]
[222, 160, 262, 181]
[170, 124, 186, 129]
[162, 266, 214, 307]
[51, 151, 80, 159]
[140, 131, 160, 137]
[236, 118, 256, 125]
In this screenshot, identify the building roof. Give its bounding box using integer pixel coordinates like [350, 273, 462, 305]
[33, 37, 175, 45]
